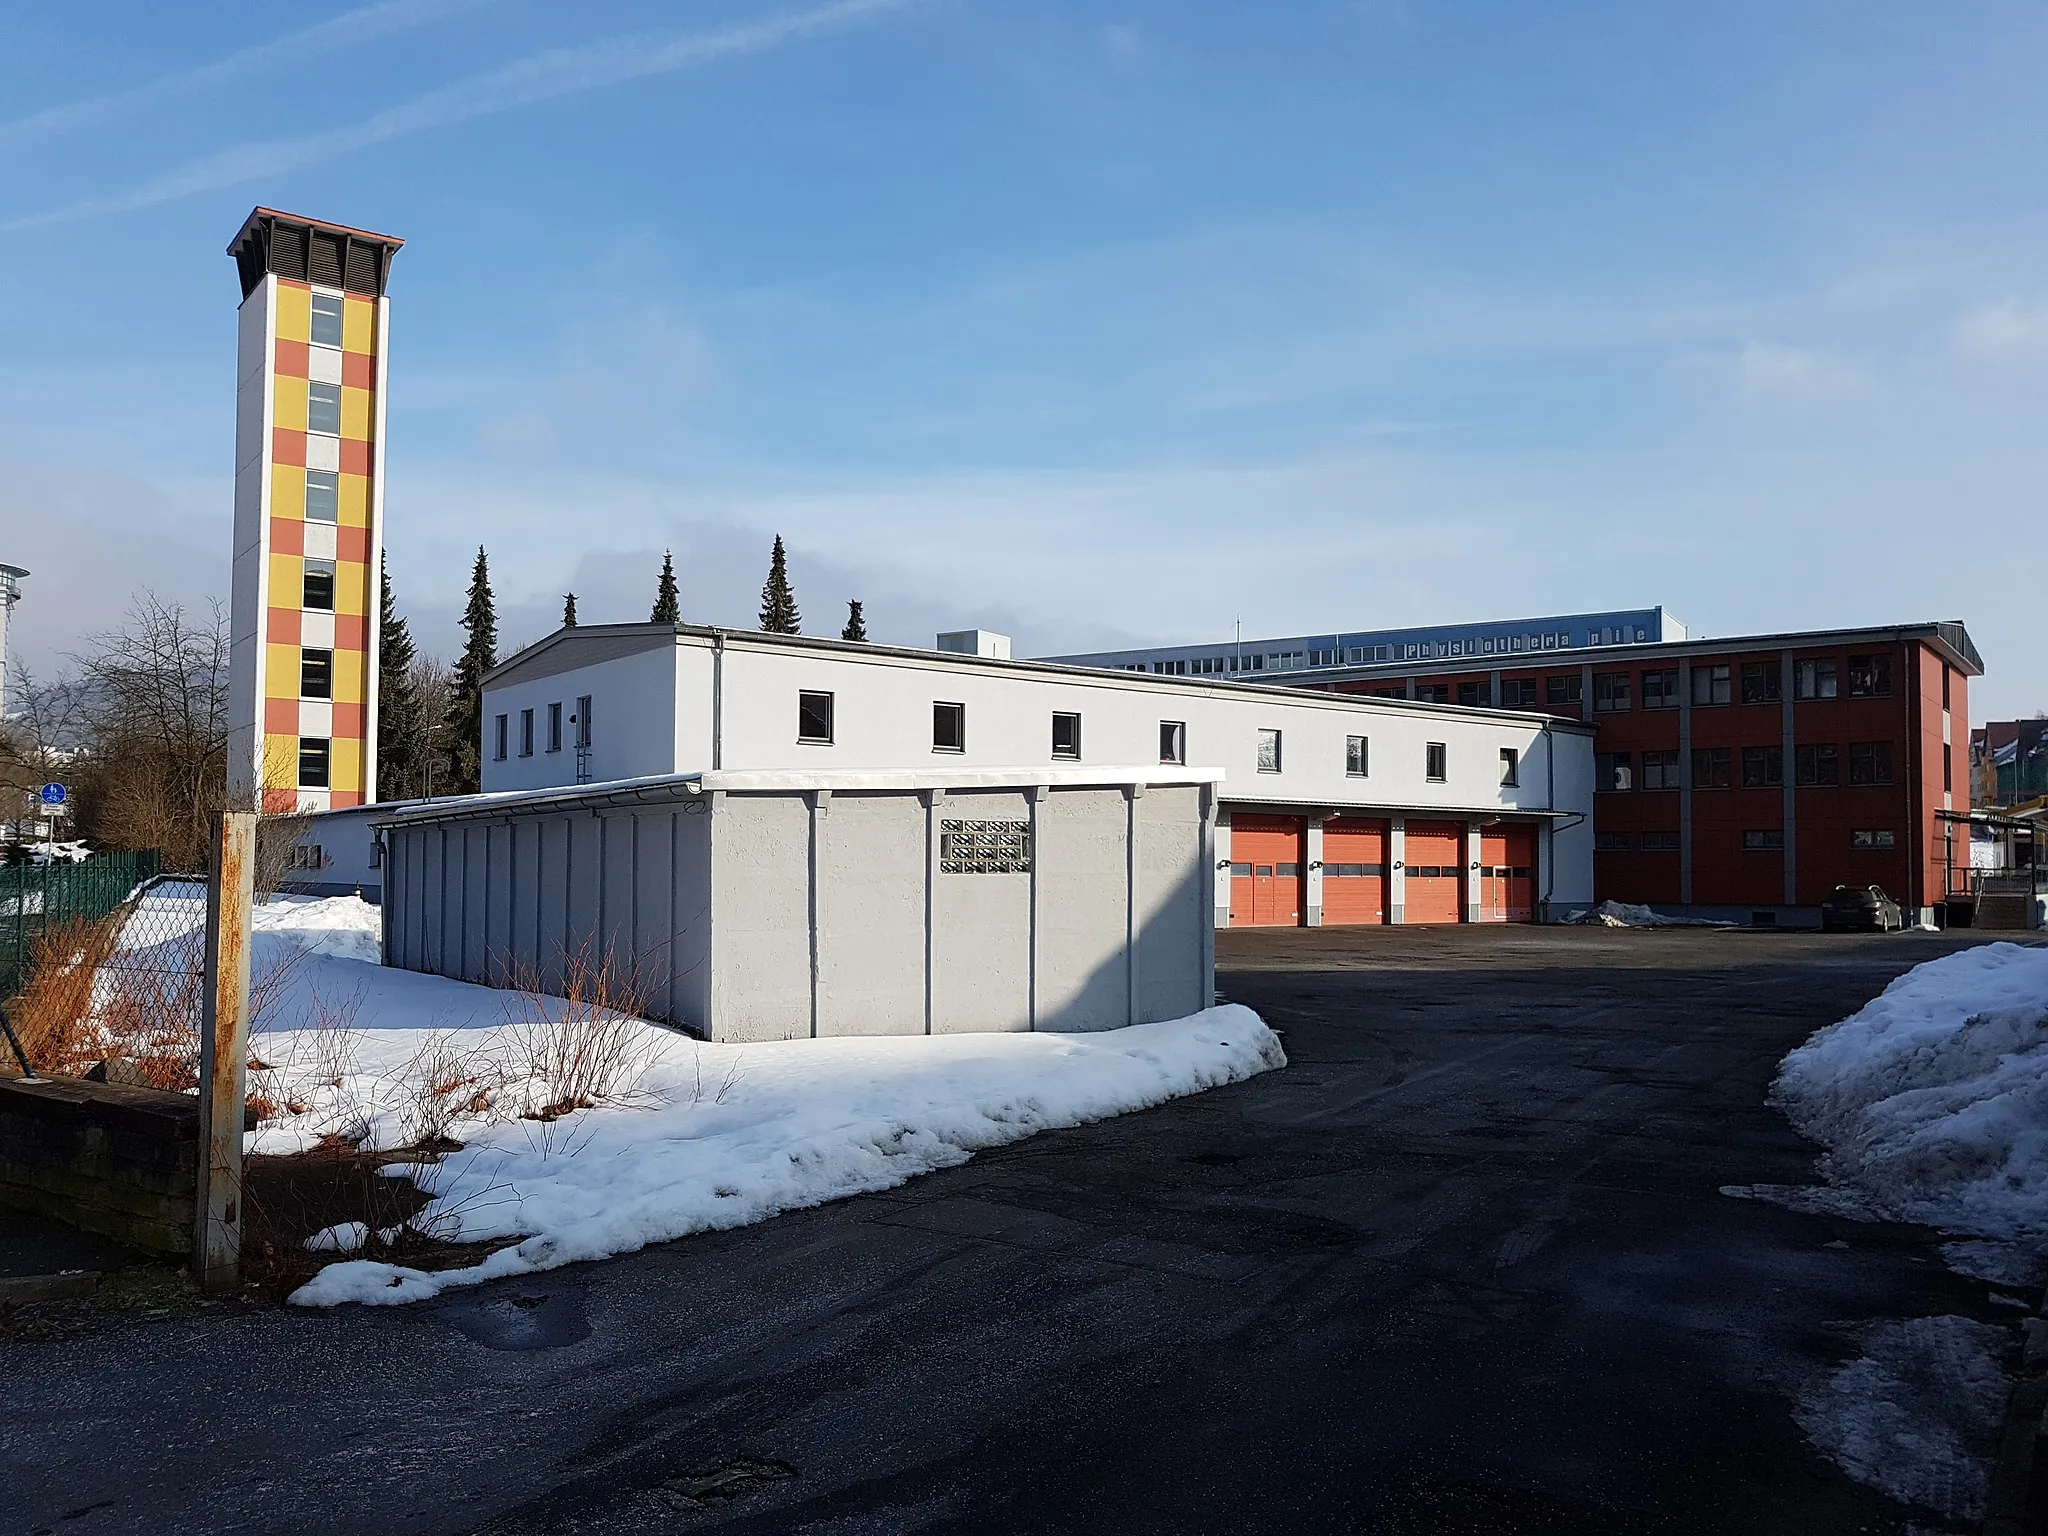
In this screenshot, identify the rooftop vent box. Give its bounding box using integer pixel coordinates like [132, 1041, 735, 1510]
[936, 629, 1011, 660]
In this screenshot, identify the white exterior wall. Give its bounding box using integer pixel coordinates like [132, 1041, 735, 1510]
[482, 642, 678, 792]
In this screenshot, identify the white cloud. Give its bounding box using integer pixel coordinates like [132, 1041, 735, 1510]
[1736, 341, 1864, 402]
[1953, 299, 2048, 358]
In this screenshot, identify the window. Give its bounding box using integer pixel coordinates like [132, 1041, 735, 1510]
[1641, 669, 1679, 710]
[1498, 678, 1538, 707]
[1742, 829, 1785, 851]
[307, 380, 341, 436]
[493, 714, 508, 761]
[1545, 674, 1582, 707]
[310, 292, 344, 348]
[1795, 743, 1839, 786]
[1741, 662, 1783, 705]
[933, 701, 966, 753]
[304, 469, 339, 524]
[1595, 832, 1631, 852]
[302, 558, 335, 611]
[1346, 735, 1368, 777]
[1424, 741, 1447, 782]
[1596, 752, 1633, 791]
[1498, 748, 1519, 787]
[1847, 654, 1892, 697]
[299, 647, 332, 700]
[1942, 667, 1951, 712]
[1415, 682, 1451, 703]
[1741, 745, 1783, 788]
[1642, 830, 1681, 851]
[1457, 681, 1492, 707]
[518, 708, 534, 757]
[1944, 744, 1953, 793]
[298, 736, 330, 789]
[1257, 729, 1283, 773]
[1691, 665, 1732, 706]
[1642, 749, 1681, 790]
[1160, 721, 1186, 764]
[1795, 659, 1837, 701]
[1849, 741, 1893, 785]
[1051, 711, 1081, 760]
[288, 843, 326, 870]
[1691, 746, 1731, 788]
[574, 695, 593, 750]
[1594, 673, 1631, 713]
[1851, 829, 1897, 850]
[547, 701, 562, 753]
[798, 690, 834, 745]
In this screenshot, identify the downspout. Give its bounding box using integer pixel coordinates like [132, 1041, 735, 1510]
[711, 631, 725, 771]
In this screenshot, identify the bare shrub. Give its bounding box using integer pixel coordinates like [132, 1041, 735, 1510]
[495, 936, 659, 1122]
[396, 1031, 503, 1149]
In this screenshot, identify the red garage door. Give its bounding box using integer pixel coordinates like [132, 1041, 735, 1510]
[1478, 824, 1536, 924]
[1322, 817, 1388, 925]
[1229, 814, 1305, 927]
[1403, 820, 1465, 925]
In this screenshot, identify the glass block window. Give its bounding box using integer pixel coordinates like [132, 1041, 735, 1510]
[940, 819, 1032, 875]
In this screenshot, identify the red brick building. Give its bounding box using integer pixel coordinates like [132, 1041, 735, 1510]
[1309, 621, 1981, 922]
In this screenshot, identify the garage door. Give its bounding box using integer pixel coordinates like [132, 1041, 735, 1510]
[1478, 824, 1536, 924]
[1402, 820, 1465, 925]
[1321, 817, 1387, 925]
[1228, 814, 1304, 927]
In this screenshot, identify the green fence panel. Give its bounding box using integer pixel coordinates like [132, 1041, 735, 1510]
[0, 850, 164, 1002]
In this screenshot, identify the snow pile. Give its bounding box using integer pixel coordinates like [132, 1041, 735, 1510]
[1563, 899, 1732, 929]
[1768, 942, 2048, 1245]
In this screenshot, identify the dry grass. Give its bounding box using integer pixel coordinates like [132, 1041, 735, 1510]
[3, 915, 121, 1077]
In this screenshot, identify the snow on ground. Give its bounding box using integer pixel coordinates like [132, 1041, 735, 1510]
[1560, 899, 1732, 929]
[171, 895, 1286, 1307]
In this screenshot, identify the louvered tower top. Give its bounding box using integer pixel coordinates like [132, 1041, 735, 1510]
[226, 208, 404, 301]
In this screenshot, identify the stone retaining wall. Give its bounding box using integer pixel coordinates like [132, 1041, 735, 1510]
[0, 1076, 201, 1256]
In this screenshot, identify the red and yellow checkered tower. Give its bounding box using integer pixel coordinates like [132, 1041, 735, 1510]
[225, 209, 403, 812]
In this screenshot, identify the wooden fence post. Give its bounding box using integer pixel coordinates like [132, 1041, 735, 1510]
[194, 810, 256, 1292]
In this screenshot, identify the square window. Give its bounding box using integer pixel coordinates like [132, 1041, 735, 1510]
[1258, 729, 1283, 774]
[1594, 673, 1631, 712]
[1795, 659, 1838, 701]
[1642, 830, 1681, 851]
[1160, 721, 1186, 764]
[1546, 674, 1582, 707]
[1849, 741, 1893, 785]
[1851, 829, 1897, 850]
[307, 381, 342, 436]
[1691, 665, 1732, 706]
[1596, 752, 1633, 792]
[298, 736, 330, 789]
[1691, 746, 1731, 788]
[1499, 678, 1538, 707]
[934, 701, 966, 753]
[1847, 654, 1893, 697]
[304, 469, 339, 523]
[1425, 741, 1447, 782]
[1051, 711, 1081, 760]
[1795, 743, 1838, 785]
[1346, 735, 1369, 777]
[310, 293, 344, 348]
[1742, 829, 1785, 851]
[302, 558, 335, 611]
[1498, 747, 1519, 787]
[547, 701, 562, 753]
[1595, 832, 1631, 852]
[1741, 745, 1783, 787]
[299, 647, 332, 700]
[493, 714, 508, 761]
[1642, 749, 1681, 790]
[1416, 682, 1450, 703]
[1641, 669, 1680, 710]
[574, 695, 593, 750]
[1741, 662, 1783, 705]
[1457, 680, 1491, 707]
[798, 690, 835, 745]
[519, 708, 534, 757]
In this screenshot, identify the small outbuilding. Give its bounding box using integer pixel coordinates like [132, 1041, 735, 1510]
[375, 767, 1218, 1043]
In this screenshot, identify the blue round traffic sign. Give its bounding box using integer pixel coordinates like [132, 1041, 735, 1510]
[38, 783, 65, 806]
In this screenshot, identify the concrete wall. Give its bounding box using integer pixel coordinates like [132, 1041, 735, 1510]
[0, 1077, 201, 1256]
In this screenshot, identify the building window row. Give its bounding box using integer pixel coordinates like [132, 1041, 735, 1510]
[493, 697, 590, 762]
[1597, 741, 1894, 792]
[1375, 651, 1897, 712]
[1596, 826, 1895, 853]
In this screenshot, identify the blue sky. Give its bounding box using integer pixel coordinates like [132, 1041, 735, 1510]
[2, 0, 2044, 717]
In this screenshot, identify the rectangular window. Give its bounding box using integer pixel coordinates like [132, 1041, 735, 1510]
[1498, 747, 1519, 787]
[1051, 711, 1081, 760]
[1795, 743, 1838, 786]
[298, 736, 330, 789]
[934, 701, 966, 753]
[1457, 681, 1491, 707]
[574, 695, 593, 750]
[493, 714, 508, 761]
[1596, 752, 1633, 792]
[519, 708, 534, 757]
[1593, 672, 1631, 712]
[1346, 735, 1368, 777]
[1498, 678, 1537, 707]
[1742, 829, 1786, 851]
[1851, 829, 1897, 850]
[1258, 729, 1283, 773]
[1160, 721, 1186, 765]
[1641, 669, 1680, 710]
[547, 701, 562, 753]
[1545, 674, 1582, 707]
[1595, 832, 1631, 852]
[1942, 667, 1951, 712]
[1741, 745, 1783, 788]
[1424, 741, 1447, 782]
[798, 690, 834, 744]
[1944, 744, 1953, 793]
[1741, 661, 1783, 705]
[1692, 665, 1732, 706]
[302, 558, 335, 611]
[310, 292, 344, 348]
[304, 469, 339, 523]
[1691, 746, 1731, 788]
[299, 647, 332, 700]
[1849, 741, 1894, 785]
[1642, 830, 1681, 851]
[307, 380, 342, 436]
[1641, 749, 1681, 790]
[1847, 654, 1892, 697]
[1415, 682, 1450, 703]
[1795, 659, 1837, 701]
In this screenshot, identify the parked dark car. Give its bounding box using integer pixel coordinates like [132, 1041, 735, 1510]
[1822, 884, 1904, 932]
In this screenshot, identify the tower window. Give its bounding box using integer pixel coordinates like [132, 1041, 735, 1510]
[302, 558, 335, 611]
[310, 293, 344, 348]
[299, 648, 332, 700]
[304, 470, 338, 523]
[307, 381, 341, 436]
[298, 737, 330, 789]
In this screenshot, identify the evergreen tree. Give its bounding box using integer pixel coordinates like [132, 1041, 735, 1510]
[375, 552, 424, 801]
[758, 535, 801, 634]
[840, 599, 868, 642]
[562, 592, 579, 628]
[444, 546, 497, 795]
[650, 551, 681, 625]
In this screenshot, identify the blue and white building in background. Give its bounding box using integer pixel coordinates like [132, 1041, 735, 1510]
[1041, 606, 1689, 679]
